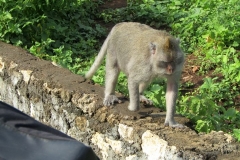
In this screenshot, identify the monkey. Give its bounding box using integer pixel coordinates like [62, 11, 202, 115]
[85, 22, 185, 127]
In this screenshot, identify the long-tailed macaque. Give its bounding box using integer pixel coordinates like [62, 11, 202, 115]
[85, 22, 185, 127]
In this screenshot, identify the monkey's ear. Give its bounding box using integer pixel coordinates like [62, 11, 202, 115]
[164, 37, 171, 50]
[150, 42, 156, 54]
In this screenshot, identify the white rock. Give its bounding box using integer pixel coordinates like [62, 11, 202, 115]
[20, 70, 32, 83]
[126, 155, 138, 160]
[118, 124, 136, 143]
[92, 132, 113, 160]
[224, 133, 234, 143]
[142, 130, 168, 160]
[106, 137, 123, 154]
[142, 130, 182, 160]
[0, 57, 4, 73]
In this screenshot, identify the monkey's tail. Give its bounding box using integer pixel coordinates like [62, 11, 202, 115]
[85, 32, 111, 79]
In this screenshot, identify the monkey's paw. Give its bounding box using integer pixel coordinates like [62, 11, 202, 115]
[103, 95, 122, 106]
[164, 122, 185, 128]
[140, 95, 153, 105]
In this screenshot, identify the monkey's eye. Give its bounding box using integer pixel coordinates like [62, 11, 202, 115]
[157, 61, 168, 68]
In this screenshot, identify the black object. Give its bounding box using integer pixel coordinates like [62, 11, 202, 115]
[0, 101, 99, 160]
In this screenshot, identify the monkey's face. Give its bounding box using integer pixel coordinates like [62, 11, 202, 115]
[157, 60, 176, 75]
[151, 36, 183, 75]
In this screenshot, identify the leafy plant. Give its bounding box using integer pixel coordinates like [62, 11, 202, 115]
[0, 0, 106, 73]
[100, 0, 170, 28]
[145, 82, 166, 109]
[178, 78, 240, 134]
[233, 129, 240, 141]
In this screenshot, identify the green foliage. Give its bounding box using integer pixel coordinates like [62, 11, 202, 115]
[115, 73, 128, 94]
[145, 81, 166, 109]
[169, 0, 240, 83]
[168, 0, 240, 138]
[92, 64, 105, 85]
[198, 78, 237, 108]
[0, 0, 105, 73]
[179, 93, 219, 133]
[179, 93, 240, 134]
[101, 0, 170, 28]
[170, 0, 240, 52]
[233, 129, 240, 141]
[179, 78, 240, 135]
[92, 69, 129, 95]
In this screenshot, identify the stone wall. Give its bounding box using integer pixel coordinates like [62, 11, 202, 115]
[0, 42, 239, 160]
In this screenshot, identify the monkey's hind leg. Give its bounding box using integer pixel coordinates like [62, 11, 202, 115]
[103, 59, 121, 106]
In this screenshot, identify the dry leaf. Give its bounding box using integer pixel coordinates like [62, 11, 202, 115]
[192, 66, 200, 73]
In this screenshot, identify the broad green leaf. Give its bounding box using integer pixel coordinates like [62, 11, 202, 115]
[224, 108, 237, 119]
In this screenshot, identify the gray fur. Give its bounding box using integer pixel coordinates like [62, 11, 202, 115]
[85, 22, 184, 127]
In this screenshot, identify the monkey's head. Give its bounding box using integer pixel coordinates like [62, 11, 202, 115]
[150, 36, 184, 75]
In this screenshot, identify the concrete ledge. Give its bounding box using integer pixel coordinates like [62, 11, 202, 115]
[0, 41, 239, 160]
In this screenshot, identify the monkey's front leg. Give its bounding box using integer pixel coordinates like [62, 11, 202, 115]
[128, 79, 140, 111]
[139, 82, 153, 105]
[164, 78, 184, 128]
